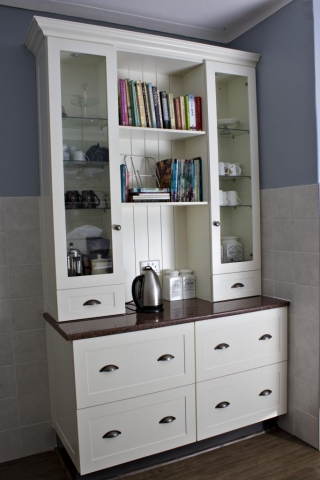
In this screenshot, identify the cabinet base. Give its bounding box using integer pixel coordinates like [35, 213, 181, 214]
[56, 418, 277, 479]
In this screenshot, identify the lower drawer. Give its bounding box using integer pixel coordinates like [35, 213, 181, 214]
[77, 385, 196, 475]
[196, 362, 287, 441]
[212, 270, 261, 301]
[57, 284, 125, 321]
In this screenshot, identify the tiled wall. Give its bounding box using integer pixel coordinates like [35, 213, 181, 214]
[260, 184, 320, 449]
[0, 197, 53, 462]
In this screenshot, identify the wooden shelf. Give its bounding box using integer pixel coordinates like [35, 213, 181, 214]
[119, 126, 206, 141]
[122, 202, 208, 207]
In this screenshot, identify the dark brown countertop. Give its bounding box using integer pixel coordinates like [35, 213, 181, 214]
[44, 296, 290, 341]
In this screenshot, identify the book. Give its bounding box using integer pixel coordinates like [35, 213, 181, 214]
[131, 198, 170, 203]
[124, 79, 132, 126]
[156, 158, 173, 188]
[152, 86, 161, 128]
[179, 159, 185, 202]
[179, 96, 186, 130]
[195, 96, 202, 131]
[174, 97, 182, 129]
[171, 159, 178, 202]
[129, 80, 140, 127]
[167, 93, 176, 130]
[160, 91, 170, 129]
[185, 160, 195, 202]
[131, 194, 170, 199]
[119, 79, 128, 126]
[147, 83, 157, 128]
[135, 80, 147, 128]
[184, 95, 190, 130]
[142, 82, 151, 128]
[157, 90, 163, 128]
[129, 187, 170, 194]
[188, 94, 196, 130]
[120, 164, 127, 202]
[193, 156, 203, 201]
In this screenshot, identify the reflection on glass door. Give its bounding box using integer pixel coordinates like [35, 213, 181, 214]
[60, 51, 113, 277]
[215, 72, 253, 265]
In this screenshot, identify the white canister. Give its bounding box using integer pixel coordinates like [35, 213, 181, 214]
[221, 237, 243, 263]
[91, 254, 112, 275]
[163, 270, 182, 301]
[179, 269, 196, 299]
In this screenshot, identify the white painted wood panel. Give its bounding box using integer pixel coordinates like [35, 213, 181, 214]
[74, 323, 195, 408]
[77, 384, 196, 475]
[195, 307, 287, 382]
[212, 270, 261, 302]
[196, 362, 287, 440]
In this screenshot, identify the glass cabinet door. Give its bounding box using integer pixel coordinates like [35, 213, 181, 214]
[216, 72, 253, 266]
[60, 50, 114, 278]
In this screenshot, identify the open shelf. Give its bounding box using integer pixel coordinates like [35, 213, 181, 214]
[119, 125, 206, 141]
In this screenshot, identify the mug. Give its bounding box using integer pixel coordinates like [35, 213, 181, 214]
[219, 190, 229, 206]
[73, 150, 89, 162]
[226, 190, 241, 205]
[229, 163, 244, 176]
[65, 190, 82, 209]
[81, 190, 100, 209]
[219, 162, 231, 176]
[68, 145, 79, 160]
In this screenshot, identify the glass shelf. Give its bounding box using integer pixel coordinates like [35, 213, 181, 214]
[219, 175, 251, 180]
[63, 160, 107, 169]
[220, 204, 252, 208]
[217, 127, 249, 138]
[65, 206, 110, 210]
[62, 115, 108, 129]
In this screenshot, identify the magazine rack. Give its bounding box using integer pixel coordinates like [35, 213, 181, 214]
[123, 155, 161, 189]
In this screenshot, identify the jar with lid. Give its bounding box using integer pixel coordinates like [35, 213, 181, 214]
[163, 270, 182, 301]
[179, 269, 196, 299]
[221, 236, 243, 263]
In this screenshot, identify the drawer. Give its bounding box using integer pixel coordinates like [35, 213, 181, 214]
[195, 308, 287, 382]
[74, 323, 195, 408]
[57, 285, 125, 322]
[196, 362, 287, 441]
[212, 270, 261, 301]
[77, 384, 196, 475]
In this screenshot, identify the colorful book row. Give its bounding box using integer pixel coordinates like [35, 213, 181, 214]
[156, 157, 203, 202]
[118, 79, 202, 131]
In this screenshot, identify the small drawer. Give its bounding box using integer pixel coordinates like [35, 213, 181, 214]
[212, 270, 261, 301]
[57, 285, 125, 321]
[196, 362, 287, 441]
[74, 323, 195, 408]
[77, 384, 196, 475]
[195, 307, 287, 382]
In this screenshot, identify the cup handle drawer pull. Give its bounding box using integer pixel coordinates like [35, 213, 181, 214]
[215, 401, 230, 409]
[159, 416, 176, 424]
[259, 334, 272, 341]
[231, 283, 244, 288]
[214, 343, 229, 350]
[99, 365, 119, 372]
[157, 354, 175, 361]
[259, 389, 272, 397]
[83, 299, 101, 306]
[103, 430, 121, 439]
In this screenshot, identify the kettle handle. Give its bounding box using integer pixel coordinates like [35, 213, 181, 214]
[132, 275, 145, 310]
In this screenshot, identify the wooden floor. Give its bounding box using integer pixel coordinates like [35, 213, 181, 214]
[1, 429, 320, 480]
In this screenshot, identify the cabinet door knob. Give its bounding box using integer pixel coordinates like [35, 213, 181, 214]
[215, 401, 230, 409]
[259, 334, 272, 341]
[159, 416, 176, 424]
[213, 221, 220, 227]
[231, 283, 244, 288]
[103, 430, 121, 438]
[114, 224, 122, 231]
[259, 389, 272, 397]
[99, 365, 119, 372]
[157, 354, 175, 361]
[214, 343, 229, 350]
[83, 299, 101, 306]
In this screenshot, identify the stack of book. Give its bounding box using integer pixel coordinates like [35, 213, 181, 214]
[118, 78, 202, 131]
[129, 188, 170, 203]
[156, 157, 203, 202]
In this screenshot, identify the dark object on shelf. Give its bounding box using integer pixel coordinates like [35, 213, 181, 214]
[86, 237, 110, 259]
[81, 190, 100, 209]
[86, 143, 109, 162]
[65, 190, 82, 209]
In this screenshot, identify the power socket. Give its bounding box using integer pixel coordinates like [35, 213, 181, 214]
[140, 260, 160, 275]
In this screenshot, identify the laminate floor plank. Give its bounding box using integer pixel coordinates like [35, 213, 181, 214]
[0, 451, 70, 480]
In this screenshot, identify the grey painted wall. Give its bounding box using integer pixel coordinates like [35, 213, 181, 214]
[0, 5, 221, 198]
[230, 0, 317, 190]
